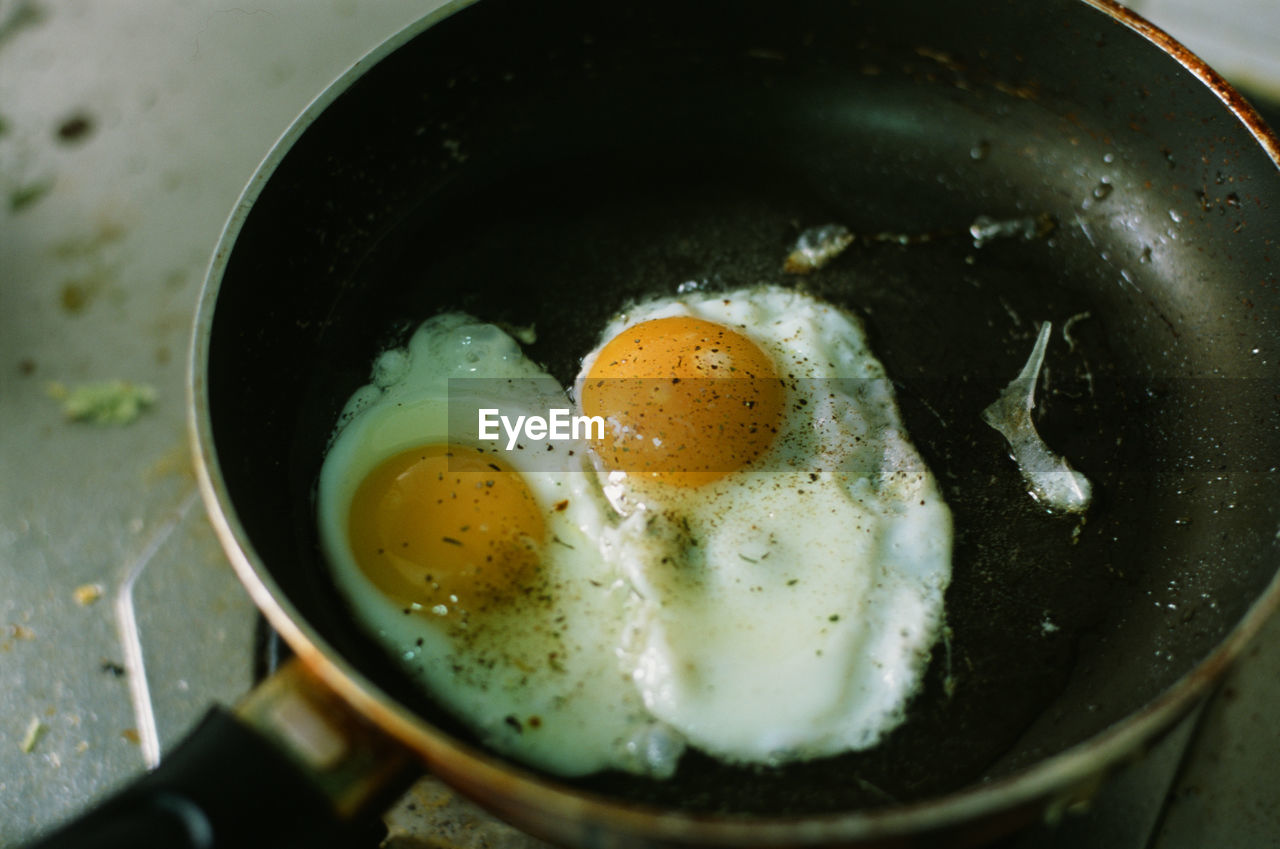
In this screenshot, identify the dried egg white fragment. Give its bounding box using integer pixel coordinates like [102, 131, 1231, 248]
[575, 285, 953, 765]
[317, 313, 684, 779]
[982, 321, 1093, 514]
[783, 223, 855, 274]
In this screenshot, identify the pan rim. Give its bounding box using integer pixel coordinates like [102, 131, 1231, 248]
[187, 0, 1280, 843]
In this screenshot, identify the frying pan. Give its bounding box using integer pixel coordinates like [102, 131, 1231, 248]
[27, 0, 1280, 846]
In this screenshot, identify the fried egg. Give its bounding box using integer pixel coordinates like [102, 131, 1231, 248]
[316, 313, 684, 778]
[320, 287, 952, 779]
[575, 285, 952, 764]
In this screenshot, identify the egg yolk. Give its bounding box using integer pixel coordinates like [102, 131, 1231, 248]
[348, 444, 544, 613]
[581, 316, 784, 486]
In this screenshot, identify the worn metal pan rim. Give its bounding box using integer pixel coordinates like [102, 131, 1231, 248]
[188, 0, 1280, 842]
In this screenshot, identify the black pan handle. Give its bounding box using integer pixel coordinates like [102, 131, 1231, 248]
[25, 660, 416, 849]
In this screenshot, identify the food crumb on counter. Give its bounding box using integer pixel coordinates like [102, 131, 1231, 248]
[9, 178, 54, 212]
[20, 717, 46, 753]
[55, 111, 94, 144]
[46, 380, 156, 425]
[72, 584, 103, 606]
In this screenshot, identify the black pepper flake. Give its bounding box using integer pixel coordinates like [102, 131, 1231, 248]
[101, 661, 126, 677]
[505, 715, 523, 733]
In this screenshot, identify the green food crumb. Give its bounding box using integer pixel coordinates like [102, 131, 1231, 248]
[10, 177, 54, 212]
[20, 717, 46, 753]
[46, 380, 157, 425]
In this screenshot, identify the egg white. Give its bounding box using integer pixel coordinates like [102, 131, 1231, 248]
[576, 286, 953, 765]
[317, 313, 684, 778]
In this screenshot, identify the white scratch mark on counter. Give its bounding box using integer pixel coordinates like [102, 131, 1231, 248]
[114, 488, 199, 769]
[982, 322, 1092, 514]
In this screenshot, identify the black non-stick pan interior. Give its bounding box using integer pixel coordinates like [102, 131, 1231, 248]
[206, 0, 1280, 817]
